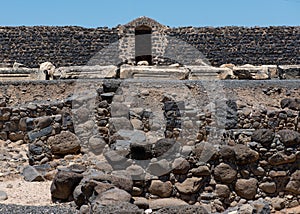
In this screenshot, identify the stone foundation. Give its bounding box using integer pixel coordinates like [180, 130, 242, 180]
[0, 80, 299, 212]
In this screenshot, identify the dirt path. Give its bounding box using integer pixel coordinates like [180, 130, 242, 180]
[0, 178, 53, 206]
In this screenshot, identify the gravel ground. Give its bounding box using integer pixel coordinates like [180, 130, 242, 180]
[0, 204, 79, 214]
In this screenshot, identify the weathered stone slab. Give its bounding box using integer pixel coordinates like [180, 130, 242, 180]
[55, 65, 117, 79]
[187, 66, 224, 80]
[0, 68, 44, 81]
[120, 65, 189, 80]
[27, 126, 53, 142]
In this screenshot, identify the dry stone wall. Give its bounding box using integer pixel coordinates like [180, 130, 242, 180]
[0, 26, 299, 68]
[0, 80, 299, 212]
[0, 26, 119, 68]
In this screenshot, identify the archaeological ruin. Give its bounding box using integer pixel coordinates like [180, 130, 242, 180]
[0, 17, 299, 213]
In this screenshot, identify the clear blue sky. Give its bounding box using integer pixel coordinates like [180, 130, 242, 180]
[0, 0, 299, 27]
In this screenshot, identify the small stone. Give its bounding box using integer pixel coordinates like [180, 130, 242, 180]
[286, 170, 300, 194]
[97, 187, 131, 205]
[130, 118, 143, 130]
[269, 170, 287, 178]
[148, 159, 170, 176]
[79, 205, 90, 214]
[214, 163, 237, 184]
[48, 131, 81, 155]
[251, 129, 274, 147]
[235, 178, 258, 200]
[132, 187, 143, 196]
[149, 198, 188, 210]
[149, 180, 173, 198]
[175, 177, 202, 194]
[268, 152, 296, 166]
[0, 191, 8, 201]
[22, 165, 45, 182]
[234, 144, 259, 165]
[172, 157, 190, 174]
[259, 182, 276, 194]
[277, 130, 300, 147]
[239, 204, 253, 214]
[272, 197, 285, 210]
[133, 197, 149, 209]
[215, 184, 230, 198]
[190, 165, 211, 176]
[6, 184, 13, 189]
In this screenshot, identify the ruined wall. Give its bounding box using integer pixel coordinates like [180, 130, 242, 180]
[0, 80, 299, 212]
[0, 26, 299, 68]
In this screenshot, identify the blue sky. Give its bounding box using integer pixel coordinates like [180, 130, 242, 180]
[0, 0, 299, 27]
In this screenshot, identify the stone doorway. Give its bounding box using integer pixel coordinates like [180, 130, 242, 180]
[135, 25, 152, 65]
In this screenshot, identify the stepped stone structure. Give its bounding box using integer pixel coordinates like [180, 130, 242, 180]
[0, 17, 300, 213]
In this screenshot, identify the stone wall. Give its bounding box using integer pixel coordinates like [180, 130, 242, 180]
[169, 26, 300, 66]
[0, 80, 299, 212]
[0, 25, 299, 68]
[0, 26, 119, 68]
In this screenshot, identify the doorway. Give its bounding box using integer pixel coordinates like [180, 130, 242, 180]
[135, 25, 152, 65]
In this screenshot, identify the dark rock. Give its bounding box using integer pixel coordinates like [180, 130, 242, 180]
[22, 165, 45, 182]
[152, 138, 175, 157]
[277, 130, 300, 146]
[214, 163, 237, 184]
[280, 98, 300, 111]
[27, 126, 53, 142]
[35, 116, 53, 129]
[18, 118, 27, 131]
[48, 131, 81, 155]
[51, 171, 83, 201]
[103, 81, 120, 93]
[234, 144, 259, 165]
[251, 129, 275, 147]
[233, 69, 253, 79]
[130, 142, 152, 160]
[235, 178, 258, 200]
[225, 100, 238, 129]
